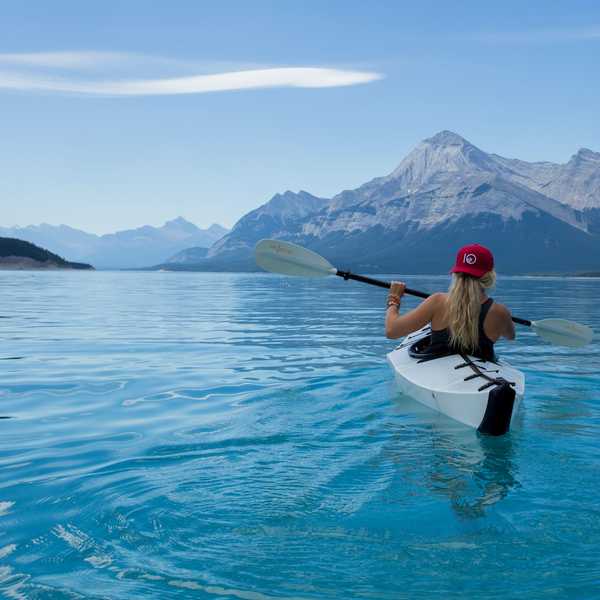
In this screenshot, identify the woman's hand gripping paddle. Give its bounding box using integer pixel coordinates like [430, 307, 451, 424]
[255, 239, 594, 348]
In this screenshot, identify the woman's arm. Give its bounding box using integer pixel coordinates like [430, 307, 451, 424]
[385, 283, 441, 339]
[499, 304, 516, 340]
[485, 303, 516, 341]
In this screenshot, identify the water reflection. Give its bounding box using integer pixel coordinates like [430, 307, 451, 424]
[429, 431, 518, 519]
[391, 393, 519, 519]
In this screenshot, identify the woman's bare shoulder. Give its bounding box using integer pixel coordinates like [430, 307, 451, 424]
[428, 292, 448, 303]
[488, 300, 516, 339]
[427, 292, 448, 318]
[490, 301, 512, 318]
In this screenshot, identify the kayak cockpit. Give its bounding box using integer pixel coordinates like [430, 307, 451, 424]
[387, 326, 525, 435]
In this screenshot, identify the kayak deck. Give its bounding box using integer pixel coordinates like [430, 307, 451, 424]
[387, 327, 525, 432]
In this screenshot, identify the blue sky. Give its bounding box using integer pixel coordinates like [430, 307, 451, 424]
[1, 0, 599, 233]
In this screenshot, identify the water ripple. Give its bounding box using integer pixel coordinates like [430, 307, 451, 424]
[0, 272, 598, 598]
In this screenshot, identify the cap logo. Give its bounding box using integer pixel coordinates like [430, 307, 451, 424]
[463, 253, 477, 265]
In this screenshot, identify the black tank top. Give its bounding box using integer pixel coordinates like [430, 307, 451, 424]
[429, 298, 496, 361]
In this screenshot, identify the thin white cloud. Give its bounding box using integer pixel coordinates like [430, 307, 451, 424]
[0, 52, 267, 74]
[0, 51, 383, 96]
[0, 51, 138, 69]
[469, 25, 600, 44]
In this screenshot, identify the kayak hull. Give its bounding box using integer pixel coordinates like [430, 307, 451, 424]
[387, 328, 525, 433]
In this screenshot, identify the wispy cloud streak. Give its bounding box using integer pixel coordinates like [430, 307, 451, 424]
[469, 25, 600, 44]
[0, 51, 138, 69]
[0, 52, 383, 96]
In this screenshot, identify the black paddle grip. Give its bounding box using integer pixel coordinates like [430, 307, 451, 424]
[335, 271, 429, 299]
[335, 269, 531, 326]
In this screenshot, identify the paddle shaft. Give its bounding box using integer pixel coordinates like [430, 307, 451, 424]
[334, 270, 532, 327]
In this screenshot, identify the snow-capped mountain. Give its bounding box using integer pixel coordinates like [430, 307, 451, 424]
[9, 132, 598, 273]
[0, 219, 229, 269]
[311, 131, 586, 236]
[194, 131, 600, 273]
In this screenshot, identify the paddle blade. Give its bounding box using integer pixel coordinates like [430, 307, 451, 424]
[531, 318, 594, 347]
[255, 239, 336, 277]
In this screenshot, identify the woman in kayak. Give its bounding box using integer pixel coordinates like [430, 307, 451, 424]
[385, 244, 515, 360]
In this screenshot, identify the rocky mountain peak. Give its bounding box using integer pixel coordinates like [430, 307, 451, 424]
[572, 148, 600, 163]
[387, 130, 498, 188]
[164, 216, 198, 230]
[424, 130, 471, 147]
[271, 190, 316, 202]
[206, 223, 229, 235]
[258, 190, 326, 219]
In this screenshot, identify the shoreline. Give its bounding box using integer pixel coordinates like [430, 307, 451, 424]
[1, 267, 598, 278]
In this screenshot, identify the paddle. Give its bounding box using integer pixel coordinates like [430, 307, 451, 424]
[255, 239, 594, 348]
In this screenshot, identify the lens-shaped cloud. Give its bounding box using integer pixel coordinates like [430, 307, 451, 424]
[0, 52, 383, 96]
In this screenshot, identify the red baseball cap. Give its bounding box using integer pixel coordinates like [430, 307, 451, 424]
[451, 244, 494, 278]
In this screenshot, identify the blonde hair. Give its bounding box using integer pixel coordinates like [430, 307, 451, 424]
[447, 270, 496, 354]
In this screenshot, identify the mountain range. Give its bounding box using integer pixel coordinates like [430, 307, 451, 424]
[4, 131, 599, 273]
[179, 131, 600, 274]
[0, 219, 228, 269]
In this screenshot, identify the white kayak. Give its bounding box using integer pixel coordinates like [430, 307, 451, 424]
[387, 326, 525, 435]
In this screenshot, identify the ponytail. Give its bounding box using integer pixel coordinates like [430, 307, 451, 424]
[447, 271, 496, 354]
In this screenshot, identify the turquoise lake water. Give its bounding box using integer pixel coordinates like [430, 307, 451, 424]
[0, 271, 599, 599]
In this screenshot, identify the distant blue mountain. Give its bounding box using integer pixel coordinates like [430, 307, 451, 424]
[0, 219, 228, 269]
[165, 246, 209, 264]
[175, 131, 600, 274]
